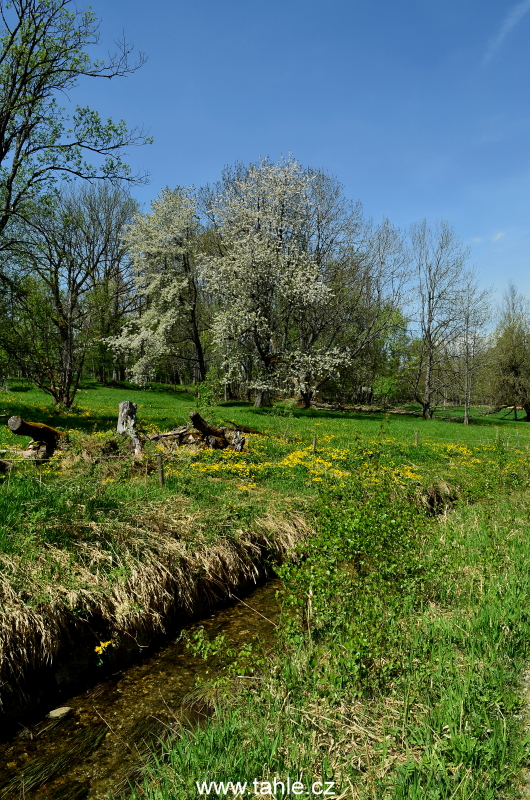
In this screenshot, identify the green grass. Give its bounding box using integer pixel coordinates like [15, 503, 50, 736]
[3, 383, 530, 797]
[1, 382, 529, 619]
[127, 481, 530, 800]
[1, 380, 529, 445]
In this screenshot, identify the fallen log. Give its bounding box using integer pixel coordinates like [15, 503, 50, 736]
[189, 411, 226, 439]
[188, 411, 246, 451]
[189, 411, 230, 449]
[7, 416, 63, 447]
[6, 416, 64, 462]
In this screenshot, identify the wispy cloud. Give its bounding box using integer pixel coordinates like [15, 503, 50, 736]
[491, 232, 506, 242]
[484, 0, 530, 64]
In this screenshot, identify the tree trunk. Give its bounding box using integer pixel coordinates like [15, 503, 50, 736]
[297, 390, 313, 409]
[253, 390, 271, 408]
[463, 364, 470, 425]
[422, 401, 433, 420]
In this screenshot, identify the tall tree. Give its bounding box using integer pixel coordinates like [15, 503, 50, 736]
[0, 0, 149, 253]
[109, 187, 209, 385]
[199, 157, 334, 407]
[0, 183, 137, 406]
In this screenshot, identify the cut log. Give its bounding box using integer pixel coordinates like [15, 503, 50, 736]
[6, 416, 63, 463]
[7, 417, 63, 447]
[117, 401, 142, 457]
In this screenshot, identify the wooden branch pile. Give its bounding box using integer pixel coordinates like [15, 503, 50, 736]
[148, 411, 246, 452]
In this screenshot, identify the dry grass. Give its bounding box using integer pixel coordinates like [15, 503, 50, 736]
[0, 496, 312, 711]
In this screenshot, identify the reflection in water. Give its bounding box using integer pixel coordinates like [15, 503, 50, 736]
[0, 580, 282, 799]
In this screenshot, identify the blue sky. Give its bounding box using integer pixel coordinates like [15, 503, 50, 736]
[74, 0, 530, 298]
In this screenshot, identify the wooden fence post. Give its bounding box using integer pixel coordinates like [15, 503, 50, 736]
[414, 430, 419, 447]
[157, 454, 165, 487]
[312, 436, 317, 453]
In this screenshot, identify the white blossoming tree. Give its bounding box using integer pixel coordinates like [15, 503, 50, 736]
[199, 157, 345, 407]
[199, 157, 408, 407]
[109, 187, 208, 384]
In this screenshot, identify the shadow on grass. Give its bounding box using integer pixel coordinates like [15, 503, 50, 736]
[219, 400, 386, 424]
[0, 396, 117, 432]
[92, 380, 194, 396]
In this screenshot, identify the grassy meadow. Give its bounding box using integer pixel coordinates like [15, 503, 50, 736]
[2, 382, 530, 797]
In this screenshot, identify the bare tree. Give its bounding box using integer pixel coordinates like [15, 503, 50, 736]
[450, 274, 491, 424]
[409, 219, 471, 419]
[490, 284, 530, 421]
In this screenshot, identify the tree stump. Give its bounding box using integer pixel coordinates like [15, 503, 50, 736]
[117, 401, 142, 457]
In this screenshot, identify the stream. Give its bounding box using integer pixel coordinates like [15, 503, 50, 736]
[0, 579, 282, 800]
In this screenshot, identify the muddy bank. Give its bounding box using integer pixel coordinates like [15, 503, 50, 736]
[0, 514, 308, 731]
[0, 580, 282, 800]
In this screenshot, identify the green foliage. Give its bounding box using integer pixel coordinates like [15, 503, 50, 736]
[0, 0, 149, 239]
[196, 373, 223, 416]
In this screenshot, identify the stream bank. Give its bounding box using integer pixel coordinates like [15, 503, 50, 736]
[0, 579, 282, 799]
[0, 513, 308, 731]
